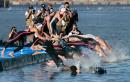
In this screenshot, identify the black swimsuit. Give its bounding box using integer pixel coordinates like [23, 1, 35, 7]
[5, 31, 34, 52]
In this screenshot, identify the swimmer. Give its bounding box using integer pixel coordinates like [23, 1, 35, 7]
[1, 23, 47, 58]
[63, 34, 112, 57]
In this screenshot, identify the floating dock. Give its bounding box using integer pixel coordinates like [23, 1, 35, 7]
[0, 47, 48, 71]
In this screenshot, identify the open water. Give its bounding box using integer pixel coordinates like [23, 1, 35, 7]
[0, 5, 130, 82]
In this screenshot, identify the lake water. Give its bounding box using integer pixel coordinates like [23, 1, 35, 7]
[0, 5, 130, 82]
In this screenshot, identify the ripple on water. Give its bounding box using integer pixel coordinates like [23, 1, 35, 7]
[0, 5, 130, 82]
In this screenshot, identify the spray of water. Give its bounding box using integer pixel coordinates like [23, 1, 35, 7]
[52, 46, 102, 72]
[43, 42, 130, 73]
[79, 47, 101, 71]
[103, 42, 129, 63]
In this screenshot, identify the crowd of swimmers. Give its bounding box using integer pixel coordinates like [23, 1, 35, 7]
[1, 2, 112, 76]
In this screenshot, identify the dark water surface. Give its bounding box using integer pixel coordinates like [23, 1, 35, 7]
[0, 5, 130, 82]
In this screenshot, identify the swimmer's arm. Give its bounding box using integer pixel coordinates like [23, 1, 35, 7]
[8, 31, 13, 38]
[35, 10, 42, 17]
[42, 32, 50, 39]
[33, 28, 46, 41]
[49, 17, 56, 35]
[25, 11, 29, 19]
[46, 16, 53, 35]
[37, 45, 46, 50]
[51, 35, 60, 41]
[26, 11, 32, 19]
[68, 11, 73, 18]
[31, 44, 46, 51]
[104, 40, 112, 51]
[50, 12, 55, 17]
[8, 28, 17, 38]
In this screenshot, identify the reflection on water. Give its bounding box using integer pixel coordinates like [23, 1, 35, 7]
[1, 61, 130, 82]
[0, 64, 50, 82]
[0, 5, 130, 82]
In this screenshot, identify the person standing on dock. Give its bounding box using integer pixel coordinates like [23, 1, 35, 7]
[25, 5, 36, 28]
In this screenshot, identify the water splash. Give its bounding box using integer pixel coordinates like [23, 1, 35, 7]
[79, 47, 101, 70]
[44, 65, 61, 72]
[59, 47, 102, 71]
[8, 7, 12, 11]
[103, 42, 129, 63]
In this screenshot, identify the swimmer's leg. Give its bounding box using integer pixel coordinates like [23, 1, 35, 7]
[8, 37, 31, 57]
[7, 31, 33, 43]
[44, 40, 64, 67]
[1, 31, 33, 57]
[1, 42, 12, 57]
[95, 45, 106, 57]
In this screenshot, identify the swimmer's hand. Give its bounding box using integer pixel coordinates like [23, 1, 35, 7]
[51, 38, 59, 41]
[46, 36, 51, 41]
[8, 51, 14, 58]
[51, 35, 60, 41]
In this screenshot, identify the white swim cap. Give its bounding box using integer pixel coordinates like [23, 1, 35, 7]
[60, 8, 66, 12]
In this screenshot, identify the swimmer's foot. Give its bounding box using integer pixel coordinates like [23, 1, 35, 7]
[8, 52, 14, 58]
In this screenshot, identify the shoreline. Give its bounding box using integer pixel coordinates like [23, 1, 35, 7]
[1, 3, 130, 8]
[1, 4, 130, 9]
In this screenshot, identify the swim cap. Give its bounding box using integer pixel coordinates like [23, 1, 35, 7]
[60, 8, 66, 12]
[94, 67, 107, 74]
[29, 5, 33, 9]
[70, 65, 77, 76]
[41, 4, 46, 8]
